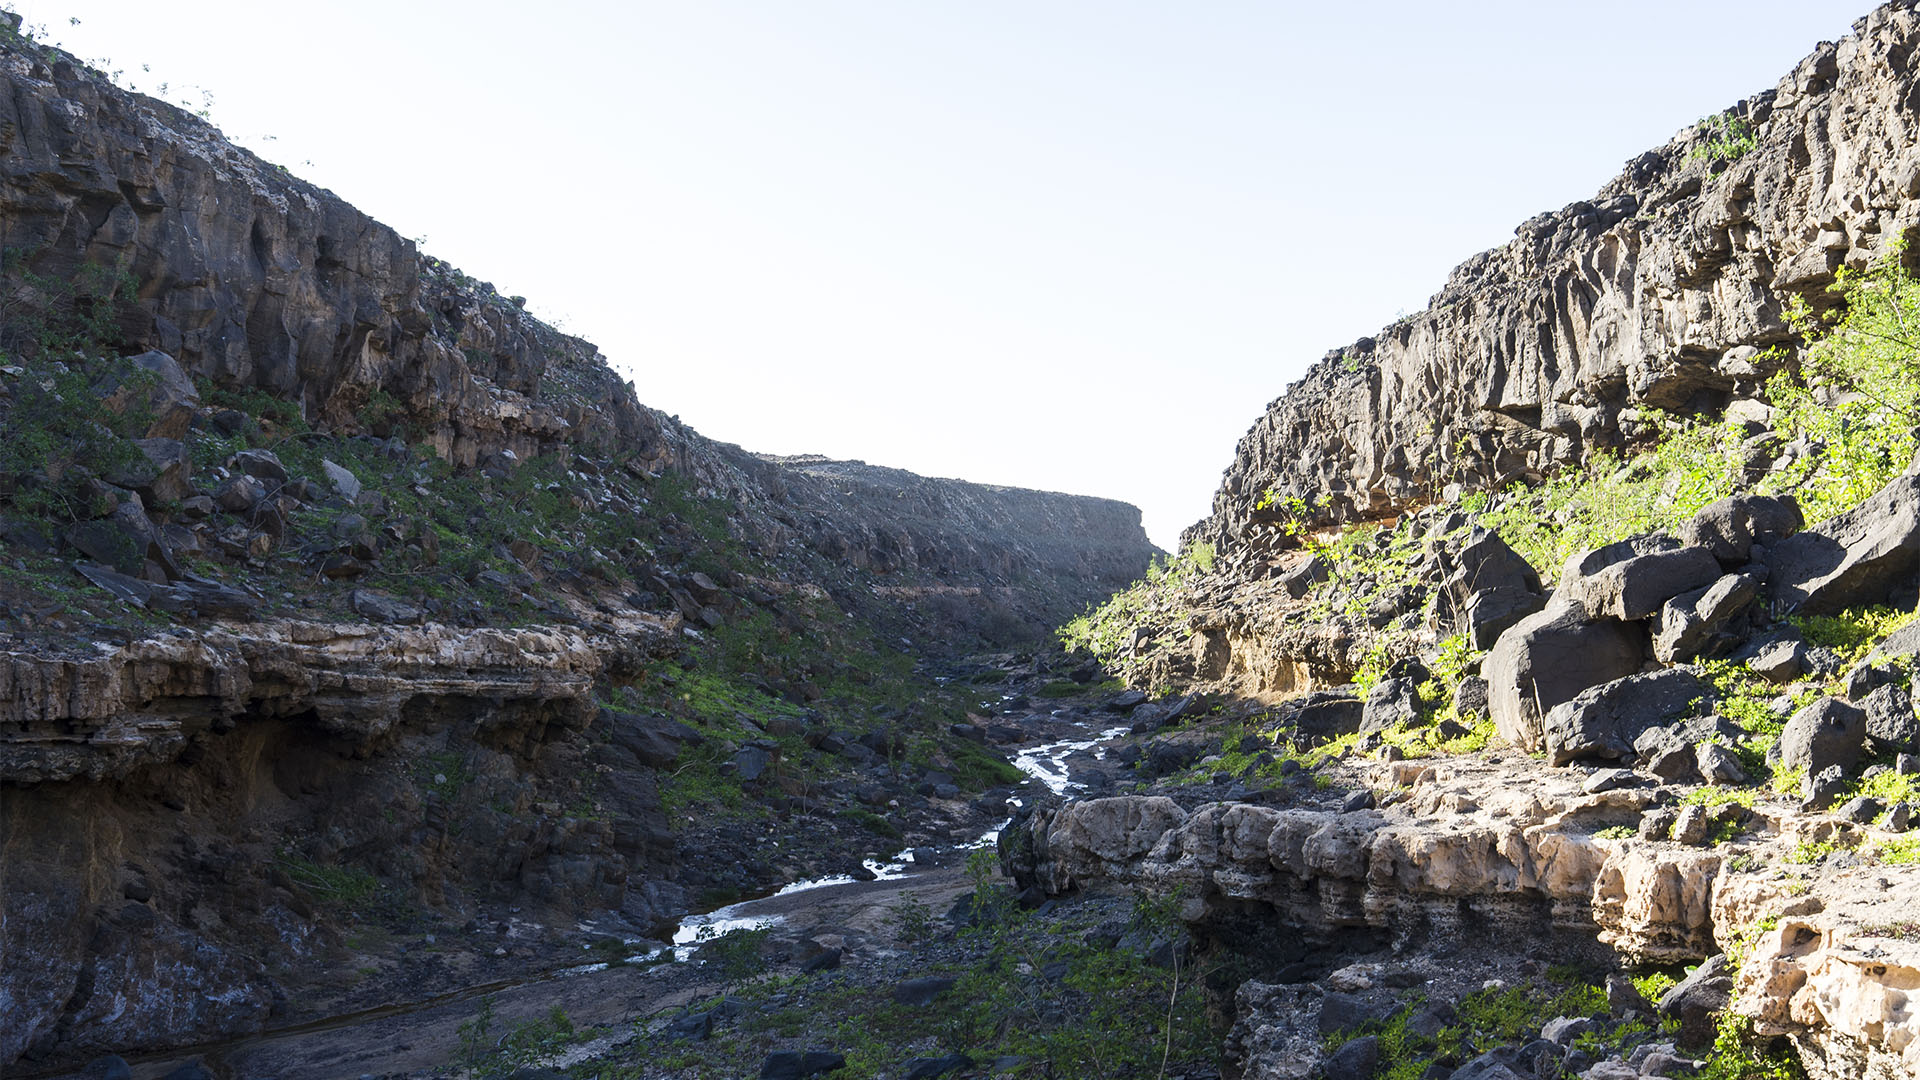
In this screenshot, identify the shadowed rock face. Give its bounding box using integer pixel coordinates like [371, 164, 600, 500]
[1186, 2, 1920, 561]
[0, 21, 1157, 1069]
[0, 30, 1154, 633]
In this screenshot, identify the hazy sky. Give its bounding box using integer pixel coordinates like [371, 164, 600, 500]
[22, 1, 1873, 548]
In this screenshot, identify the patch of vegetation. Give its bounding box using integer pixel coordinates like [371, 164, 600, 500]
[0, 254, 154, 522]
[274, 850, 380, 908]
[1035, 677, 1122, 698]
[1592, 825, 1637, 840]
[1787, 837, 1851, 865]
[457, 999, 598, 1080]
[1681, 786, 1757, 810]
[1764, 246, 1920, 525]
[1859, 769, 1920, 806]
[946, 736, 1024, 788]
[1790, 605, 1918, 670]
[1871, 835, 1920, 866]
[1477, 413, 1746, 575]
[1631, 969, 1679, 1003]
[834, 807, 903, 840]
[1057, 543, 1214, 685]
[1465, 246, 1920, 584]
[1689, 113, 1759, 164]
[596, 886, 1220, 1078]
[1693, 1012, 1798, 1080]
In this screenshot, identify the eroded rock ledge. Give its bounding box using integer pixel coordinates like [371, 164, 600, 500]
[0, 616, 669, 785]
[1007, 761, 1920, 1080]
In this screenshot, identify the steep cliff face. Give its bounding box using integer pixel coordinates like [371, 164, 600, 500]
[1187, 1, 1920, 562]
[0, 21, 1152, 620]
[0, 19, 1155, 1069]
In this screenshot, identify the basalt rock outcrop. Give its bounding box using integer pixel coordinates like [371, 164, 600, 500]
[0, 618, 677, 1064]
[0, 19, 1154, 635]
[1186, 2, 1920, 562]
[0, 17, 1156, 1071]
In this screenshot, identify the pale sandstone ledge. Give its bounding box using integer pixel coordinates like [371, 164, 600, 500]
[0, 614, 677, 785]
[1010, 756, 1920, 1079]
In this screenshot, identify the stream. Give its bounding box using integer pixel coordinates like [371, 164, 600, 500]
[91, 716, 1128, 1080]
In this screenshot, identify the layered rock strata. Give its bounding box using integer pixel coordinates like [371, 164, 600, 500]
[1008, 764, 1920, 1080]
[1187, 2, 1920, 561]
[0, 25, 1154, 626]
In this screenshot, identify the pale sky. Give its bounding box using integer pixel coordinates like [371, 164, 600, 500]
[22, 1, 1874, 549]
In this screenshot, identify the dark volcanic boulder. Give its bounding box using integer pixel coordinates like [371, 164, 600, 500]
[1681, 494, 1804, 566]
[1652, 572, 1760, 664]
[1566, 545, 1723, 622]
[1486, 605, 1647, 752]
[1438, 528, 1547, 647]
[603, 710, 701, 768]
[1770, 473, 1920, 615]
[1860, 683, 1920, 755]
[1290, 690, 1365, 740]
[1778, 697, 1867, 778]
[1540, 669, 1707, 766]
[1658, 954, 1733, 1049]
[1361, 677, 1423, 734]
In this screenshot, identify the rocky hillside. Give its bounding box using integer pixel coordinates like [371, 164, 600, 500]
[0, 13, 1151, 641]
[0, 13, 1155, 1072]
[1031, 5, 1920, 1080]
[1187, 1, 1920, 564]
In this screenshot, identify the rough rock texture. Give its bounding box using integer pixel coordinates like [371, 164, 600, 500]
[1484, 604, 1647, 752]
[0, 25, 1157, 1069]
[0, 618, 682, 1063]
[1011, 762, 1920, 1080]
[1006, 764, 1712, 964]
[1769, 473, 1920, 616]
[0, 34, 1155, 633]
[0, 618, 632, 785]
[1186, 2, 1920, 559]
[1539, 669, 1708, 767]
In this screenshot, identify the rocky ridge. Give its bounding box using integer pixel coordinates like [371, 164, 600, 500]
[0, 14, 1158, 1072]
[0, 15, 1153, 631]
[1187, 1, 1920, 562]
[1027, 7, 1920, 1078]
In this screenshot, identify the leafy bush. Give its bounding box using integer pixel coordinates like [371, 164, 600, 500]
[0, 256, 153, 521]
[1057, 542, 1214, 679]
[1478, 414, 1745, 575]
[1763, 247, 1920, 525]
[1689, 113, 1758, 163]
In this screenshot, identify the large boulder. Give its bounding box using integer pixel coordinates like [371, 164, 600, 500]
[1566, 545, 1724, 622]
[1289, 690, 1364, 741]
[1770, 473, 1920, 615]
[1540, 669, 1708, 766]
[1360, 677, 1422, 734]
[1651, 572, 1760, 664]
[107, 438, 193, 506]
[1860, 683, 1920, 755]
[1681, 494, 1803, 566]
[1438, 528, 1547, 647]
[96, 350, 200, 439]
[1658, 954, 1732, 1049]
[1778, 697, 1867, 778]
[1485, 604, 1648, 752]
[1460, 587, 1548, 650]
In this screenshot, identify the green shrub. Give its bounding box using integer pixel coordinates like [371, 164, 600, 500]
[1058, 542, 1214, 683]
[1689, 113, 1758, 163]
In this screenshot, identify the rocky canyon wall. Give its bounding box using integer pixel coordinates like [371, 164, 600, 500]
[1187, 1, 1920, 567]
[0, 20, 1153, 627]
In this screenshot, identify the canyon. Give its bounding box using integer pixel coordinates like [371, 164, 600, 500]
[8, 3, 1920, 1080]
